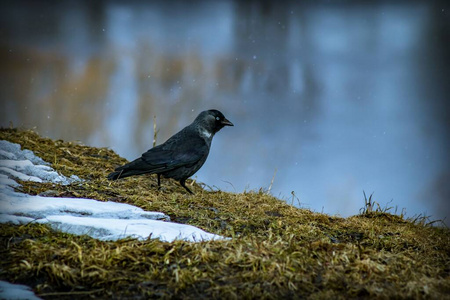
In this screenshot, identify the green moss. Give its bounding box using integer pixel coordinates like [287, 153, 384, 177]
[1, 128, 449, 299]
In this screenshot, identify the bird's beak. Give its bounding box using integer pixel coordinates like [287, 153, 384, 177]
[221, 118, 234, 126]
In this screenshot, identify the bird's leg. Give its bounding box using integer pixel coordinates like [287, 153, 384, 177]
[180, 179, 194, 194]
[155, 174, 163, 191]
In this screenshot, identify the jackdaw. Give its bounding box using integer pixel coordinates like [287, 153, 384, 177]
[107, 109, 233, 194]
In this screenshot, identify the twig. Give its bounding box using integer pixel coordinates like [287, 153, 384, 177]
[38, 288, 104, 297]
[267, 168, 277, 194]
[153, 115, 159, 147]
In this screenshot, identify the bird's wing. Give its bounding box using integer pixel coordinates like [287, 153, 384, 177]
[141, 136, 208, 171]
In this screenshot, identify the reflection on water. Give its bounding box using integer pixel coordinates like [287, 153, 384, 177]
[1, 1, 449, 223]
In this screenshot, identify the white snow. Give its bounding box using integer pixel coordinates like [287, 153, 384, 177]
[0, 142, 80, 185]
[0, 149, 16, 160]
[0, 164, 44, 182]
[0, 281, 41, 300]
[0, 140, 46, 164]
[43, 215, 219, 242]
[1, 193, 170, 221]
[0, 174, 19, 187]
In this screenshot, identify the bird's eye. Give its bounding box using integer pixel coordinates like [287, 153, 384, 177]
[216, 117, 220, 121]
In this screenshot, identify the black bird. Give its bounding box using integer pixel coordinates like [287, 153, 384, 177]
[107, 109, 233, 194]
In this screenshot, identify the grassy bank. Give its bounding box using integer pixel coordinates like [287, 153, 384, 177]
[1, 128, 449, 299]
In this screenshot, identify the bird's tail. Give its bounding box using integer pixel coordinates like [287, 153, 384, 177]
[107, 168, 150, 180]
[107, 158, 152, 180]
[107, 170, 125, 180]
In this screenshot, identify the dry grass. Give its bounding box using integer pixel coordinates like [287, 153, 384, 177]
[1, 128, 449, 299]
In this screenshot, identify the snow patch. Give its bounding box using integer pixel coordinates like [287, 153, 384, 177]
[0, 154, 80, 185]
[1, 193, 169, 221]
[0, 140, 47, 165]
[0, 280, 41, 300]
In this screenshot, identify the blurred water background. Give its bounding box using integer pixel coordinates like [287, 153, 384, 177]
[1, 0, 449, 224]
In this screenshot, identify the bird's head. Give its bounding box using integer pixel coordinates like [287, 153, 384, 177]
[195, 109, 234, 136]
